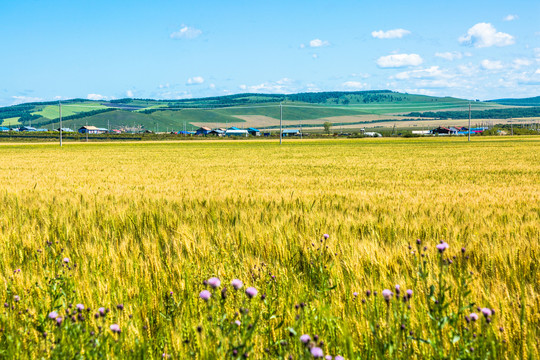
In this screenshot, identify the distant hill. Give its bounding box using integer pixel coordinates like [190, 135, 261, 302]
[488, 96, 540, 106]
[0, 90, 512, 131]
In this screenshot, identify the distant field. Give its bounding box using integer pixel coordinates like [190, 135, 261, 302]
[0, 138, 538, 358]
[1, 117, 21, 126]
[32, 103, 107, 119]
[358, 101, 506, 115]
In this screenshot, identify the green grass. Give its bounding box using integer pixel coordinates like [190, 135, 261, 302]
[1, 117, 21, 126]
[32, 103, 108, 119]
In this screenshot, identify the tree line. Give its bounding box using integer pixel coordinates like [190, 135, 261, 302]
[406, 107, 540, 119]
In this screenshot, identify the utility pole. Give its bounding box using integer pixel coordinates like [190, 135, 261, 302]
[279, 103, 283, 145]
[468, 102, 471, 142]
[59, 101, 63, 147]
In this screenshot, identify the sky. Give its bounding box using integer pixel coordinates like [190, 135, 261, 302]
[1, 0, 539, 106]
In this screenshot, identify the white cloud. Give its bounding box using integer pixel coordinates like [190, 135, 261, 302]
[459, 23, 514, 48]
[312, 53, 318, 59]
[481, 59, 503, 70]
[209, 83, 216, 89]
[504, 14, 518, 21]
[394, 88, 437, 96]
[87, 94, 107, 101]
[299, 44, 305, 49]
[536, 69, 540, 75]
[371, 29, 411, 39]
[376, 53, 423, 68]
[394, 66, 448, 80]
[535, 48, 540, 62]
[11, 95, 43, 105]
[309, 39, 330, 47]
[170, 25, 202, 39]
[187, 76, 204, 85]
[126, 90, 134, 97]
[435, 51, 464, 61]
[159, 83, 170, 89]
[513, 58, 532, 68]
[342, 81, 367, 89]
[239, 78, 295, 93]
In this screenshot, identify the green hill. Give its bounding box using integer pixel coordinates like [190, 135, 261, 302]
[488, 96, 540, 106]
[0, 90, 524, 131]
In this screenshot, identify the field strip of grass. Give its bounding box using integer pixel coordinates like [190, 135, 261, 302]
[32, 103, 108, 119]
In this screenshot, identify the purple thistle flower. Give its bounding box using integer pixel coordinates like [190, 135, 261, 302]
[234, 320, 241, 326]
[63, 257, 70, 263]
[300, 334, 311, 344]
[13, 295, 20, 302]
[395, 285, 400, 294]
[323, 234, 329, 239]
[56, 317, 63, 325]
[207, 277, 221, 288]
[245, 287, 258, 299]
[48, 311, 59, 320]
[382, 289, 393, 301]
[335, 357, 345, 360]
[110, 324, 121, 333]
[353, 292, 358, 297]
[469, 313, 479, 321]
[406, 289, 413, 298]
[76, 304, 84, 311]
[231, 279, 243, 290]
[98, 307, 106, 316]
[311, 347, 324, 358]
[481, 308, 492, 317]
[436, 242, 449, 253]
[325, 356, 332, 360]
[117, 304, 124, 311]
[199, 290, 211, 301]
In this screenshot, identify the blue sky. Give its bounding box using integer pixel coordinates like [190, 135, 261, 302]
[1, 0, 539, 106]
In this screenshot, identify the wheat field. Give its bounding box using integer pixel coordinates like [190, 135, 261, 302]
[0, 137, 539, 359]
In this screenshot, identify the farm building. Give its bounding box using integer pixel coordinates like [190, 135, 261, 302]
[282, 129, 301, 137]
[431, 127, 454, 135]
[0, 126, 9, 132]
[247, 127, 261, 136]
[208, 129, 225, 136]
[225, 128, 249, 137]
[364, 132, 382, 137]
[196, 126, 212, 135]
[78, 126, 107, 134]
[55, 128, 74, 132]
[19, 126, 37, 132]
